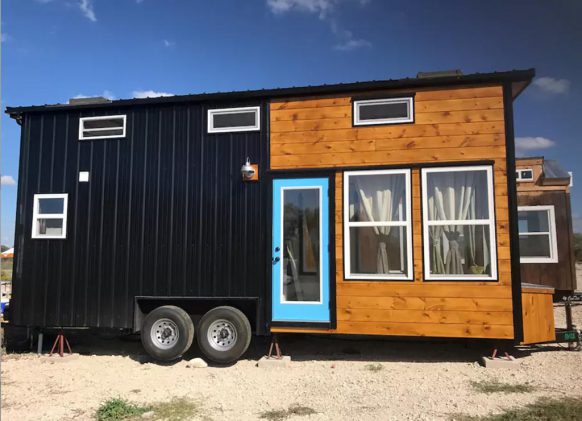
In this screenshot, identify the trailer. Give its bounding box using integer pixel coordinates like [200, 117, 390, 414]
[5, 68, 562, 363]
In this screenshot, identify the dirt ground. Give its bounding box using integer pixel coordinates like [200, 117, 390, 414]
[1, 304, 581, 421]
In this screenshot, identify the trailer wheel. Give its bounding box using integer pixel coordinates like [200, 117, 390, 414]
[197, 306, 251, 364]
[141, 305, 194, 361]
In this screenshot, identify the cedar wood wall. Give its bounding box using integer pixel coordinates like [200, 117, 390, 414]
[269, 84, 515, 339]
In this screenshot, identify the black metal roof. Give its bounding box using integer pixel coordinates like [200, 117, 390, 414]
[5, 68, 535, 118]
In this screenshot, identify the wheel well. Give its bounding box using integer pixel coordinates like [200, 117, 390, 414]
[134, 298, 258, 334]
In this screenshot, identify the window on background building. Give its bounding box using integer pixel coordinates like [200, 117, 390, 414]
[422, 166, 497, 280]
[344, 169, 412, 280]
[518, 206, 558, 263]
[32, 194, 68, 239]
[516, 168, 534, 181]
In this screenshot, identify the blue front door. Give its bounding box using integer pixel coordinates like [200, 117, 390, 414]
[272, 178, 330, 323]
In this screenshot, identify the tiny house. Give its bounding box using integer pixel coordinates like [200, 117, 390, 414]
[5, 69, 558, 363]
[516, 157, 577, 295]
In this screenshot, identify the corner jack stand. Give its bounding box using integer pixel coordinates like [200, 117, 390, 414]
[491, 348, 512, 360]
[481, 347, 519, 368]
[49, 331, 72, 357]
[267, 334, 282, 359]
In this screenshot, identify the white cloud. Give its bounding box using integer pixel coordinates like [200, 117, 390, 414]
[79, 0, 97, 22]
[267, 0, 337, 18]
[132, 90, 175, 99]
[334, 38, 371, 51]
[515, 136, 556, 153]
[533, 77, 571, 95]
[163, 39, 175, 48]
[73, 90, 116, 100]
[267, 0, 371, 51]
[1, 176, 16, 186]
[36, 0, 96, 22]
[331, 22, 371, 51]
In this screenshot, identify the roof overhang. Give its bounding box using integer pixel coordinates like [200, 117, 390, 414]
[6, 68, 535, 120]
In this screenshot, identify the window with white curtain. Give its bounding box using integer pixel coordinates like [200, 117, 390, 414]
[421, 166, 497, 280]
[518, 206, 558, 263]
[31, 194, 68, 239]
[344, 169, 412, 280]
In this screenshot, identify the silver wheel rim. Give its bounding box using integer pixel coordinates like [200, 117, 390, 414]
[207, 319, 237, 351]
[150, 318, 180, 349]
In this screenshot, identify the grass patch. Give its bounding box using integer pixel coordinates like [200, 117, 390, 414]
[259, 404, 316, 420]
[151, 398, 201, 420]
[96, 398, 150, 421]
[470, 380, 535, 394]
[451, 397, 582, 420]
[365, 363, 384, 372]
[96, 397, 201, 421]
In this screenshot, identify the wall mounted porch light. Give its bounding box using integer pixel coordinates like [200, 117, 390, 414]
[241, 157, 259, 182]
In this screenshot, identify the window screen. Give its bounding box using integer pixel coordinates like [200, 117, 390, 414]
[208, 106, 260, 133]
[32, 194, 68, 239]
[354, 98, 413, 125]
[518, 206, 557, 263]
[421, 166, 498, 280]
[344, 169, 413, 280]
[79, 115, 126, 140]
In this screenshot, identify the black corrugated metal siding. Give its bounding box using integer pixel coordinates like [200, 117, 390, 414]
[12, 101, 268, 329]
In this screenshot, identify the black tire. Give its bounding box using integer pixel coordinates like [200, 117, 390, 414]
[141, 305, 194, 361]
[197, 306, 252, 364]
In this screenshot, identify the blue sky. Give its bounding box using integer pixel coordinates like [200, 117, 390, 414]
[1, 0, 582, 245]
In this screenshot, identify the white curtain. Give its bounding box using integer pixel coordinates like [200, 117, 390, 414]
[427, 171, 489, 275]
[354, 175, 404, 273]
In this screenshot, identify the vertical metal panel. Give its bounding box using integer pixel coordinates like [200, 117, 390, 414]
[12, 101, 268, 329]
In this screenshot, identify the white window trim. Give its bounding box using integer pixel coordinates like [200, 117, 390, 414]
[344, 169, 413, 280]
[31, 193, 68, 239]
[421, 165, 498, 281]
[79, 115, 127, 140]
[280, 186, 324, 305]
[518, 205, 558, 263]
[516, 168, 534, 182]
[207, 106, 260, 133]
[353, 97, 414, 126]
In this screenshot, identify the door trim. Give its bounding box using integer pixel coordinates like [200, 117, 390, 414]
[266, 172, 336, 330]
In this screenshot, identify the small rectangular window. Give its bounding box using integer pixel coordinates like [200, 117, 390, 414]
[421, 165, 497, 281]
[344, 169, 413, 280]
[353, 97, 414, 126]
[515, 168, 533, 181]
[32, 194, 68, 239]
[518, 206, 558, 263]
[208, 106, 260, 133]
[79, 115, 126, 140]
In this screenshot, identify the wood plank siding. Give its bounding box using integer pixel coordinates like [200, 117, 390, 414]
[270, 85, 515, 339]
[521, 287, 556, 344]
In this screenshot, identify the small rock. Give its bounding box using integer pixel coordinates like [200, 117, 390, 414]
[187, 357, 208, 368]
[141, 411, 155, 419]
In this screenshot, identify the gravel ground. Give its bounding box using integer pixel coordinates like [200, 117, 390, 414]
[1, 304, 581, 421]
